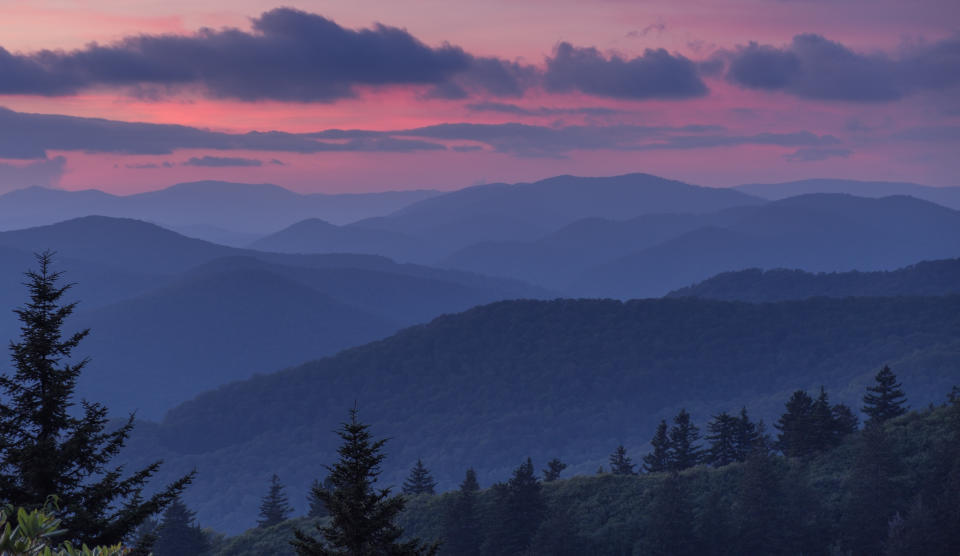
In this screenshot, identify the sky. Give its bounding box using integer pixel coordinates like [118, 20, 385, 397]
[0, 0, 957, 194]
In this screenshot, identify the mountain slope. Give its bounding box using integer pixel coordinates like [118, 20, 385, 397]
[736, 178, 960, 209]
[249, 218, 425, 259]
[346, 173, 761, 261]
[573, 194, 960, 298]
[118, 295, 960, 532]
[667, 258, 960, 301]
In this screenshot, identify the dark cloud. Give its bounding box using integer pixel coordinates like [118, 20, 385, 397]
[724, 34, 960, 101]
[183, 156, 264, 167]
[0, 107, 446, 159]
[627, 23, 666, 38]
[452, 145, 485, 152]
[544, 42, 708, 99]
[783, 147, 853, 162]
[0, 8, 535, 101]
[0, 157, 66, 192]
[465, 102, 626, 117]
[891, 125, 960, 142]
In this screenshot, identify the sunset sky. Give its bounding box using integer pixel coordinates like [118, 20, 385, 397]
[0, 0, 957, 193]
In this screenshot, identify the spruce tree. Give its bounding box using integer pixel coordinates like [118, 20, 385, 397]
[292, 407, 438, 556]
[152, 497, 209, 556]
[402, 459, 437, 496]
[734, 451, 786, 555]
[486, 458, 544, 556]
[643, 420, 671, 473]
[441, 469, 481, 556]
[542, 458, 566, 482]
[0, 252, 192, 546]
[258, 474, 293, 528]
[307, 477, 333, 518]
[641, 472, 697, 556]
[775, 390, 815, 458]
[733, 407, 762, 462]
[669, 409, 702, 471]
[862, 366, 908, 426]
[842, 423, 903, 556]
[705, 412, 739, 467]
[608, 445, 636, 475]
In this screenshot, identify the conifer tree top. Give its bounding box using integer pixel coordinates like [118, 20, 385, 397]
[863, 366, 908, 426]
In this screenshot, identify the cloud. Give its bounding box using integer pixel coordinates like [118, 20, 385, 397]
[544, 42, 708, 99]
[183, 156, 263, 167]
[783, 147, 853, 162]
[0, 106, 446, 159]
[0, 8, 535, 102]
[0, 157, 66, 192]
[465, 101, 627, 117]
[627, 23, 666, 38]
[891, 125, 960, 142]
[724, 34, 960, 101]
[124, 161, 175, 169]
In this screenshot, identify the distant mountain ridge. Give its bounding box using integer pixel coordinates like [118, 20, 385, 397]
[667, 258, 960, 301]
[736, 178, 960, 209]
[0, 181, 440, 241]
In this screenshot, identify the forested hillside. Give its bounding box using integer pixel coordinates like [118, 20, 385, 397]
[117, 295, 960, 533]
[668, 258, 960, 301]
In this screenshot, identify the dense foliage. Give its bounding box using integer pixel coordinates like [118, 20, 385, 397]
[667, 258, 960, 301]
[118, 295, 960, 532]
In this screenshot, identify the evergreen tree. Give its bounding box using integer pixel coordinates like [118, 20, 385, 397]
[486, 458, 544, 556]
[842, 423, 903, 556]
[775, 390, 815, 457]
[733, 451, 787, 555]
[0, 252, 192, 546]
[705, 412, 739, 467]
[831, 403, 859, 439]
[292, 407, 438, 556]
[152, 497, 209, 556]
[862, 366, 908, 426]
[258, 474, 293, 528]
[441, 469, 481, 556]
[669, 409, 702, 471]
[732, 407, 761, 462]
[402, 459, 437, 496]
[643, 420, 671, 473]
[809, 387, 837, 452]
[542, 458, 566, 482]
[608, 445, 636, 475]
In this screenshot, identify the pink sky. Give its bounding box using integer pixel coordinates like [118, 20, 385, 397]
[0, 0, 957, 193]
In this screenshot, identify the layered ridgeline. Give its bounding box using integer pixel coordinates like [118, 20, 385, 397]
[252, 173, 761, 262]
[736, 178, 960, 209]
[0, 217, 549, 417]
[117, 295, 960, 533]
[448, 194, 960, 297]
[668, 258, 960, 301]
[0, 181, 440, 242]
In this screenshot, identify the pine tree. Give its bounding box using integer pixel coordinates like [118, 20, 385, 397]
[641, 472, 697, 556]
[705, 412, 739, 467]
[733, 451, 787, 555]
[258, 474, 293, 528]
[775, 390, 815, 457]
[862, 366, 908, 426]
[542, 458, 566, 482]
[441, 469, 481, 556]
[669, 409, 702, 471]
[292, 407, 438, 556]
[831, 403, 859, 439]
[608, 445, 636, 475]
[486, 458, 545, 556]
[152, 497, 209, 556]
[0, 252, 192, 546]
[809, 387, 837, 452]
[403, 459, 437, 496]
[643, 420, 671, 473]
[842, 423, 903, 556]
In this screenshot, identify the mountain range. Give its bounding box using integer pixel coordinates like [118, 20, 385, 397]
[736, 178, 960, 209]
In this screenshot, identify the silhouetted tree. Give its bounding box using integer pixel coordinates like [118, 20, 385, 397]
[863, 366, 908, 426]
[706, 412, 739, 467]
[641, 473, 697, 556]
[609, 445, 636, 475]
[292, 407, 438, 555]
[403, 458, 437, 496]
[307, 477, 334, 518]
[643, 420, 672, 473]
[734, 451, 787, 555]
[0, 252, 192, 546]
[441, 469, 481, 556]
[152, 497, 209, 556]
[733, 407, 762, 462]
[776, 390, 815, 457]
[258, 474, 292, 528]
[542, 458, 566, 482]
[842, 423, 903, 556]
[486, 458, 544, 556]
[669, 409, 702, 471]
